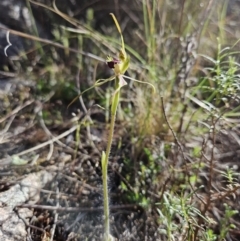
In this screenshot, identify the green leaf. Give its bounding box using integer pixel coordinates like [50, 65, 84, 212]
[11, 155, 28, 165]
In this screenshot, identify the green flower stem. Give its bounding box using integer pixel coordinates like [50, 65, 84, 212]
[101, 151, 110, 240]
[102, 76, 120, 241]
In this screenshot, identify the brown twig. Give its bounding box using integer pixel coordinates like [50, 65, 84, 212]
[160, 97, 186, 161]
[0, 26, 104, 62]
[50, 186, 59, 241]
[0, 100, 34, 123]
[17, 203, 139, 212]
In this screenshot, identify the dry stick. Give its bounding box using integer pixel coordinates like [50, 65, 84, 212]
[201, 116, 218, 212]
[0, 26, 105, 63]
[36, 101, 79, 153]
[208, 117, 216, 198]
[160, 97, 205, 202]
[17, 204, 138, 212]
[0, 70, 16, 77]
[0, 100, 34, 123]
[211, 184, 240, 202]
[75, 69, 88, 114]
[27, 224, 46, 235]
[38, 109, 54, 161]
[161, 97, 211, 241]
[0, 114, 16, 136]
[196, 0, 217, 47]
[178, 0, 186, 35]
[194, 115, 222, 241]
[36, 102, 77, 160]
[15, 125, 78, 156]
[4, 31, 12, 56]
[160, 97, 185, 160]
[177, 0, 217, 133]
[50, 186, 59, 241]
[115, 170, 135, 193]
[75, 68, 96, 150]
[30, 0, 119, 57]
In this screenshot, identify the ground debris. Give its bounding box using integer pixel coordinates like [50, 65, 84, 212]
[0, 170, 54, 241]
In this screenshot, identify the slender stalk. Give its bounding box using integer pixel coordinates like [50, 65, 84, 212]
[102, 76, 120, 241]
[106, 87, 119, 164]
[102, 151, 110, 240]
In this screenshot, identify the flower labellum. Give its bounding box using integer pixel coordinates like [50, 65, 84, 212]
[106, 56, 120, 69]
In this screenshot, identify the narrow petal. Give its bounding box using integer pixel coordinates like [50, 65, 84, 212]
[118, 75, 127, 87]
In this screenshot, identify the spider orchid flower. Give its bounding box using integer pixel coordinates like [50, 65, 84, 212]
[106, 49, 130, 94]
